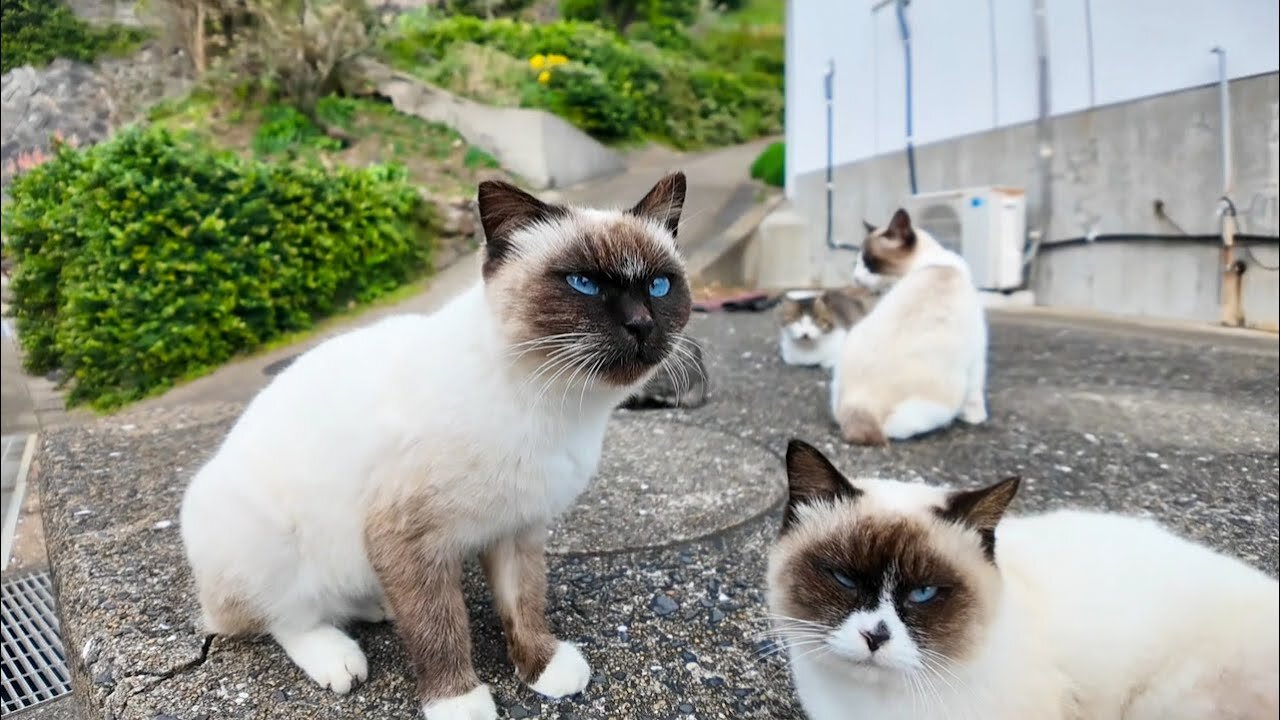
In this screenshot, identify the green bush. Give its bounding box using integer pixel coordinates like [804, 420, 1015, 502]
[444, 0, 535, 16]
[3, 126, 436, 409]
[385, 14, 782, 148]
[750, 140, 784, 187]
[560, 0, 699, 32]
[697, 22, 783, 84]
[1, 0, 149, 73]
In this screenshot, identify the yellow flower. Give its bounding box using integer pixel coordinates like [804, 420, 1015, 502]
[537, 70, 552, 85]
[529, 53, 546, 70]
[547, 54, 569, 67]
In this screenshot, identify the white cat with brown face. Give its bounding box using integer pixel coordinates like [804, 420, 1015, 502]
[768, 440, 1280, 720]
[831, 209, 987, 445]
[180, 173, 694, 720]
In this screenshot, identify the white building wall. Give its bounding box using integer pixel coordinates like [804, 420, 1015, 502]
[785, 0, 1280, 192]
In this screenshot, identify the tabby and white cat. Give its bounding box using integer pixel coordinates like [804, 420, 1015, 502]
[768, 440, 1280, 720]
[830, 210, 987, 445]
[776, 288, 875, 370]
[180, 174, 694, 719]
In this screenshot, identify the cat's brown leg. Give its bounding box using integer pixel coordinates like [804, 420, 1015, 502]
[482, 526, 591, 698]
[366, 515, 496, 719]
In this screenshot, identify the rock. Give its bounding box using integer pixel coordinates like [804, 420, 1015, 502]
[651, 594, 679, 617]
[1, 45, 191, 190]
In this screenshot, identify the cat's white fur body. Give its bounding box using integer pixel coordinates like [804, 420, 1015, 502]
[181, 282, 639, 698]
[779, 318, 848, 370]
[831, 230, 987, 441]
[788, 480, 1280, 720]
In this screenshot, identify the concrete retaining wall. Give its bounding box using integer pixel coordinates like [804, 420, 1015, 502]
[349, 60, 625, 190]
[777, 72, 1279, 329]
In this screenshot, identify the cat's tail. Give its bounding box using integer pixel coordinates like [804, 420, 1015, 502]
[837, 406, 888, 447]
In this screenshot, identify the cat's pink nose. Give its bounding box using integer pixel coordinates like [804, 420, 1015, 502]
[861, 622, 890, 652]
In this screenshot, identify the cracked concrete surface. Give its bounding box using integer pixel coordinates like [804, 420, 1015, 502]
[36, 310, 1279, 719]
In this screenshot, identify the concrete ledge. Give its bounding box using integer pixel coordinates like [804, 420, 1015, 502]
[38, 312, 1278, 719]
[346, 59, 625, 190]
[687, 190, 784, 287]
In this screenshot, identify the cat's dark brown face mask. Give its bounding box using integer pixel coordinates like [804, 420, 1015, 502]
[768, 440, 1019, 674]
[477, 173, 693, 388]
[860, 208, 919, 278]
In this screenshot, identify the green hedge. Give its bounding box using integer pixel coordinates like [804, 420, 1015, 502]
[3, 127, 437, 409]
[385, 14, 782, 148]
[750, 141, 784, 187]
[1, 0, 148, 74]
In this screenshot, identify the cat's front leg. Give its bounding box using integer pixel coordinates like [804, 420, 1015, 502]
[366, 517, 496, 720]
[959, 353, 989, 425]
[481, 526, 591, 699]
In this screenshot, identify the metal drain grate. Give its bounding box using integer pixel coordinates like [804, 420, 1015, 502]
[2, 572, 72, 712]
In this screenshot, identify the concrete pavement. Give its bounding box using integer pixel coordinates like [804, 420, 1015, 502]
[33, 309, 1279, 719]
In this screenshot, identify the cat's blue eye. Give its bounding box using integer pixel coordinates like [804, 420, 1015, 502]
[828, 569, 857, 590]
[907, 585, 939, 604]
[649, 275, 671, 298]
[566, 274, 600, 296]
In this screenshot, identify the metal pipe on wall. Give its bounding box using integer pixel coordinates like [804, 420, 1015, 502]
[871, 0, 918, 196]
[1212, 47, 1234, 197]
[1212, 46, 1245, 327]
[895, 0, 919, 195]
[1024, 0, 1054, 277]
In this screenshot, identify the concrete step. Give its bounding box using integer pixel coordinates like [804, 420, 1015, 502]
[549, 138, 777, 269]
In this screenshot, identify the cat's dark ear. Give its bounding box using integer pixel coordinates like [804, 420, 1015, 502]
[477, 180, 565, 276]
[884, 208, 916, 247]
[938, 476, 1021, 561]
[783, 439, 860, 532]
[630, 171, 687, 239]
[862, 219, 877, 235]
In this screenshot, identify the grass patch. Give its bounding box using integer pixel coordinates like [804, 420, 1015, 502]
[149, 89, 512, 197]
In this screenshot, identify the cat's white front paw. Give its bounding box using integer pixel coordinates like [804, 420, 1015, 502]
[529, 641, 591, 698]
[422, 685, 498, 720]
[283, 628, 368, 694]
[959, 402, 988, 425]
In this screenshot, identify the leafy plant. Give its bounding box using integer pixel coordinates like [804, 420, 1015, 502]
[253, 103, 343, 155]
[3, 126, 437, 409]
[239, 0, 374, 119]
[1, 0, 149, 73]
[750, 141, 784, 187]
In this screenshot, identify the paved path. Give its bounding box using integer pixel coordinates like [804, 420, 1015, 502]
[33, 310, 1278, 719]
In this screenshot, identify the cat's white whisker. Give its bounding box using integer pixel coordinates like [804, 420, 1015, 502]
[577, 352, 609, 414]
[532, 348, 592, 407]
[519, 347, 583, 397]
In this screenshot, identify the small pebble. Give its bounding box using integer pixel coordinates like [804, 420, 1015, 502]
[652, 594, 679, 616]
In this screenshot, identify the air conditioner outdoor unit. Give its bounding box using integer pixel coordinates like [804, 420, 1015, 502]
[901, 186, 1027, 291]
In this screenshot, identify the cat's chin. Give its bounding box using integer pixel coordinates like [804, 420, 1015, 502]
[810, 650, 917, 685]
[602, 362, 661, 391]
